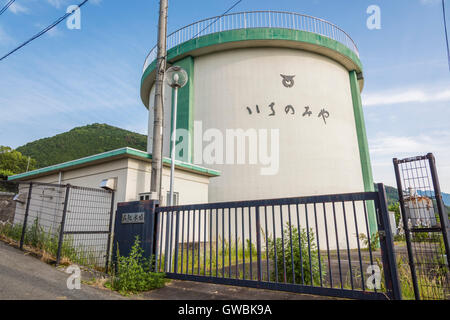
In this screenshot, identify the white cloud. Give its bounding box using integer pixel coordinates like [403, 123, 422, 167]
[420, 0, 441, 5]
[369, 132, 450, 191]
[46, 0, 102, 8]
[370, 134, 449, 156]
[362, 87, 450, 106]
[8, 2, 29, 14]
[46, 0, 66, 8]
[35, 23, 62, 37]
[0, 25, 14, 45]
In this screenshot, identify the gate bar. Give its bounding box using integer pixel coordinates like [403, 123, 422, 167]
[376, 183, 402, 300]
[56, 184, 71, 265]
[104, 191, 115, 273]
[427, 153, 450, 268]
[255, 206, 263, 281]
[393, 158, 420, 300]
[165, 273, 389, 300]
[19, 182, 33, 250]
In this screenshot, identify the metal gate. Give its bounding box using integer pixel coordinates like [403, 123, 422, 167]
[153, 183, 401, 300]
[3, 181, 115, 271]
[393, 153, 450, 300]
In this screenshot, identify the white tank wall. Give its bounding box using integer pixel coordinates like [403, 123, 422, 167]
[192, 47, 364, 202]
[147, 47, 370, 250]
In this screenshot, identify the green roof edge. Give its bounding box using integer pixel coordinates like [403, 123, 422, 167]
[8, 147, 221, 181]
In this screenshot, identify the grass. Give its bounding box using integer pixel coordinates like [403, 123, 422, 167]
[0, 219, 104, 270]
[107, 236, 167, 295]
[159, 237, 259, 279]
[2, 218, 447, 300]
[395, 255, 448, 300]
[158, 225, 325, 286]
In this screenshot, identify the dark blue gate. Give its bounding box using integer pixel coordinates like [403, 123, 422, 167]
[112, 200, 158, 264]
[152, 184, 401, 300]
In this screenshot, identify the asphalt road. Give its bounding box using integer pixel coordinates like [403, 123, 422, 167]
[0, 241, 123, 300]
[0, 241, 337, 300]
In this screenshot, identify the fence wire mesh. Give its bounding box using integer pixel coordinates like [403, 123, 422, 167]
[0, 181, 114, 271]
[394, 154, 450, 300]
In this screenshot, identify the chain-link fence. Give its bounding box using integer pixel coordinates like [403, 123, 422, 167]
[0, 181, 115, 272]
[394, 154, 450, 300]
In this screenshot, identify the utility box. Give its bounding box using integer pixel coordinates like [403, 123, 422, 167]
[112, 200, 158, 264]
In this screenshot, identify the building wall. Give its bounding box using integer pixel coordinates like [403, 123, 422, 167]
[125, 158, 210, 205]
[21, 158, 129, 211]
[16, 157, 210, 208]
[11, 157, 212, 262]
[0, 192, 16, 223]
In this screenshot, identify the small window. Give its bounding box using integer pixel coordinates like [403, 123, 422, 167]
[166, 191, 179, 206]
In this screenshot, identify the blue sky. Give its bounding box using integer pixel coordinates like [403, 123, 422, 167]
[0, 0, 449, 191]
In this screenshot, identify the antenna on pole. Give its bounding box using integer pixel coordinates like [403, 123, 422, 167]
[443, 0, 450, 72]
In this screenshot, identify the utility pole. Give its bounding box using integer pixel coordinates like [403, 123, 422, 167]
[150, 0, 168, 202]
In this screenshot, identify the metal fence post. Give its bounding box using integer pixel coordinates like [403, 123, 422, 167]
[427, 153, 450, 268]
[19, 182, 33, 250]
[393, 158, 420, 300]
[152, 203, 160, 272]
[56, 184, 71, 265]
[174, 209, 180, 273]
[255, 206, 263, 282]
[376, 183, 402, 300]
[104, 191, 115, 273]
[164, 210, 171, 273]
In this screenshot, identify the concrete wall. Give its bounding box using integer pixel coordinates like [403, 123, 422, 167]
[13, 183, 65, 236]
[126, 158, 210, 206]
[23, 158, 129, 212]
[0, 192, 16, 223]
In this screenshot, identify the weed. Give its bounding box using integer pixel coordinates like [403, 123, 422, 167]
[267, 224, 325, 286]
[109, 236, 167, 295]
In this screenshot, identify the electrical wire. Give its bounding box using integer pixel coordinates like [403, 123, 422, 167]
[443, 0, 450, 72]
[191, 0, 243, 39]
[0, 0, 89, 62]
[0, 0, 15, 16]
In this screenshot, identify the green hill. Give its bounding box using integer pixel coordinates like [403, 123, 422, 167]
[379, 184, 450, 215]
[16, 123, 147, 168]
[383, 184, 399, 206]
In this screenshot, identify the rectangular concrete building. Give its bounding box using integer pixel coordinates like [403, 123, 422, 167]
[8, 147, 220, 210]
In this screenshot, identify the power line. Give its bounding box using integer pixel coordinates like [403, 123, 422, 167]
[0, 0, 89, 62]
[0, 0, 15, 16]
[191, 0, 243, 39]
[443, 0, 450, 72]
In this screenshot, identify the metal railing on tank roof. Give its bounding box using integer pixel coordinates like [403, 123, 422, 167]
[143, 11, 359, 72]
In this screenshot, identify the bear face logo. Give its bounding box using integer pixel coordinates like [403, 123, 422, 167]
[280, 74, 295, 88]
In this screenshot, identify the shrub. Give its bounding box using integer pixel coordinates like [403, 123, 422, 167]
[109, 236, 167, 295]
[267, 224, 324, 286]
[358, 232, 379, 251]
[0, 219, 98, 267]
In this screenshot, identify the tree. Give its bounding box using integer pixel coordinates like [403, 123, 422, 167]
[388, 202, 401, 227]
[0, 146, 36, 179]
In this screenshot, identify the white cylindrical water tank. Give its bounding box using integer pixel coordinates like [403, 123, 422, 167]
[141, 11, 373, 204]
